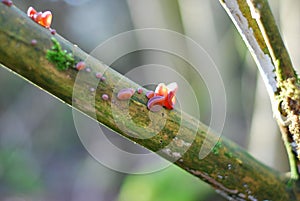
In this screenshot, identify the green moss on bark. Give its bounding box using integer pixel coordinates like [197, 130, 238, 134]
[46, 37, 75, 70]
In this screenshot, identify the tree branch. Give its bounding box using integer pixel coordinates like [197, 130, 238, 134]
[0, 2, 298, 200]
[220, 0, 300, 185]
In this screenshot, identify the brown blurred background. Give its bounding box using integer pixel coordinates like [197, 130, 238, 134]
[0, 0, 299, 200]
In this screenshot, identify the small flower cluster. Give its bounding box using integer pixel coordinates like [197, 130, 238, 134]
[27, 6, 55, 34]
[146, 82, 178, 112]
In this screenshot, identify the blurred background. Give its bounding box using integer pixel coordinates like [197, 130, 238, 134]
[0, 0, 299, 200]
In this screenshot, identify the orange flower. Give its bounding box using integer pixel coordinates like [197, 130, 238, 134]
[27, 6, 52, 29]
[146, 82, 178, 111]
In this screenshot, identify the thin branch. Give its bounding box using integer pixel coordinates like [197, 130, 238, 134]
[220, 0, 300, 185]
[247, 0, 295, 80]
[0, 2, 298, 200]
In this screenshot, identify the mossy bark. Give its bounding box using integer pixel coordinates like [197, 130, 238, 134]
[0, 2, 299, 200]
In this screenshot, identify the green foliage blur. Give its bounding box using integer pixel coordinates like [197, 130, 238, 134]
[118, 165, 215, 201]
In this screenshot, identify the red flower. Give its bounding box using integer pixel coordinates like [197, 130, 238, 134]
[27, 6, 52, 29]
[146, 82, 178, 111]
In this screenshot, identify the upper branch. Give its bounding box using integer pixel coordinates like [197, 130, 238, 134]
[220, 0, 300, 187]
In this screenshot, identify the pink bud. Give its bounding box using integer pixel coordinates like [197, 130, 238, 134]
[117, 88, 135, 100]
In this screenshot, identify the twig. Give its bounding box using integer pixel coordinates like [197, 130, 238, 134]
[219, 0, 300, 186]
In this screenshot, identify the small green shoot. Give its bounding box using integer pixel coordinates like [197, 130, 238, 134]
[212, 141, 222, 155]
[46, 37, 74, 70]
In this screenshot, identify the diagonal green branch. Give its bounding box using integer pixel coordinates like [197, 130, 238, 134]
[0, 2, 298, 200]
